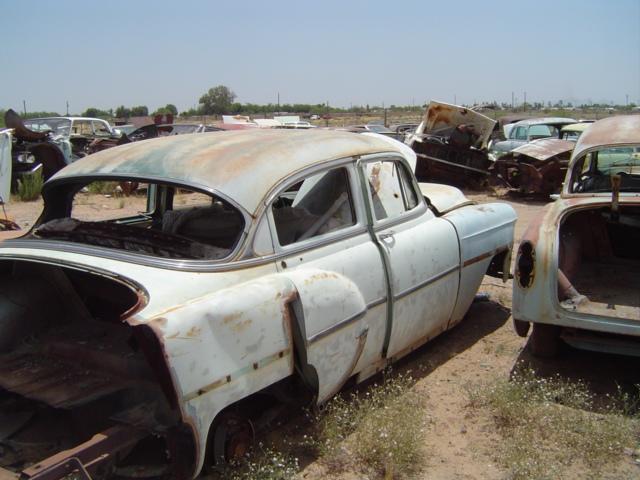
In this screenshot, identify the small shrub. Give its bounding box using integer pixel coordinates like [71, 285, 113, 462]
[467, 367, 640, 479]
[312, 371, 427, 478]
[86, 181, 119, 195]
[17, 171, 43, 201]
[216, 445, 299, 480]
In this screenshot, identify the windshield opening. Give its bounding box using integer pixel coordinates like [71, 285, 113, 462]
[30, 180, 245, 260]
[23, 118, 72, 137]
[569, 146, 640, 193]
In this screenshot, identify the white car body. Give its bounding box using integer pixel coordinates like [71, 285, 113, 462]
[0, 130, 515, 479]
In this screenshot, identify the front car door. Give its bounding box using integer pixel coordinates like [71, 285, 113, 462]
[360, 156, 460, 361]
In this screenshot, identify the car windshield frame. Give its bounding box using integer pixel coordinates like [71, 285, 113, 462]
[23, 118, 72, 137]
[568, 144, 640, 194]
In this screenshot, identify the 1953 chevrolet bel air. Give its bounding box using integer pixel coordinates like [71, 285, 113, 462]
[0, 130, 516, 479]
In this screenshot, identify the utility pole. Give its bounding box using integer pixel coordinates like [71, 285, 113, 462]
[277, 92, 280, 112]
[454, 94, 457, 105]
[66, 101, 69, 116]
[23, 100, 26, 116]
[523, 91, 527, 112]
[325, 101, 329, 127]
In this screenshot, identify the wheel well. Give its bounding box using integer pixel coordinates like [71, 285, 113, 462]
[486, 248, 512, 280]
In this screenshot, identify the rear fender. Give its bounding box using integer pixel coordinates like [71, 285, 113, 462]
[137, 274, 299, 477]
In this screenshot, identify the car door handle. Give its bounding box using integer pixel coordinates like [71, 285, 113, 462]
[379, 231, 395, 241]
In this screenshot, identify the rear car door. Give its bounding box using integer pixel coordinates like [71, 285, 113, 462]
[268, 161, 388, 402]
[360, 156, 460, 360]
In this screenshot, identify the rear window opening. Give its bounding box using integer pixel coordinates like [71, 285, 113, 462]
[30, 180, 246, 260]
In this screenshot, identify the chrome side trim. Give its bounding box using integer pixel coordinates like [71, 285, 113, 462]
[1, 225, 370, 273]
[307, 310, 367, 344]
[394, 265, 459, 301]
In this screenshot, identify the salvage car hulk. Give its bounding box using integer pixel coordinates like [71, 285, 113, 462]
[513, 115, 640, 357]
[0, 130, 516, 479]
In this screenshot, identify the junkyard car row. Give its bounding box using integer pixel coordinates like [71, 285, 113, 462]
[0, 107, 637, 479]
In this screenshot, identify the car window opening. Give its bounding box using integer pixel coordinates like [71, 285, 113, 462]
[32, 181, 245, 260]
[272, 167, 356, 246]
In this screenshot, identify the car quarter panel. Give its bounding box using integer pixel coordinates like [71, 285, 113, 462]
[442, 202, 517, 325]
[146, 272, 301, 477]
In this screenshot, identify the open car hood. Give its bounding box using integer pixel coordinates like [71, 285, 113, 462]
[415, 101, 496, 150]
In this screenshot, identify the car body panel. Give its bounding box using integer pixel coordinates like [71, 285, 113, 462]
[0, 130, 517, 478]
[405, 101, 497, 184]
[513, 115, 640, 355]
[491, 117, 577, 156]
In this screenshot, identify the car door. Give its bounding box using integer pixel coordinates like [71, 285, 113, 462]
[268, 161, 389, 403]
[360, 156, 460, 361]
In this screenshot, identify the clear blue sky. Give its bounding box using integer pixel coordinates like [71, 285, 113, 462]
[1, 0, 638, 114]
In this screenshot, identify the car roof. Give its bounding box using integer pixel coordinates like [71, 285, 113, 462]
[561, 122, 591, 132]
[48, 129, 406, 215]
[512, 117, 577, 127]
[571, 115, 640, 160]
[27, 117, 109, 122]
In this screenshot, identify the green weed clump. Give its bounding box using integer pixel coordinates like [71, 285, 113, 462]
[311, 371, 427, 478]
[218, 445, 300, 480]
[210, 371, 427, 480]
[86, 181, 119, 195]
[16, 171, 43, 201]
[468, 367, 640, 479]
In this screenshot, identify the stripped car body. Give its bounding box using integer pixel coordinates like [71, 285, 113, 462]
[561, 122, 592, 141]
[0, 130, 516, 479]
[4, 110, 118, 183]
[490, 117, 577, 160]
[405, 101, 497, 185]
[512, 115, 640, 356]
[490, 138, 576, 194]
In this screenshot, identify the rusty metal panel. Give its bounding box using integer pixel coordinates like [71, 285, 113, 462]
[22, 425, 145, 479]
[418, 101, 496, 149]
[509, 138, 575, 162]
[571, 115, 640, 163]
[0, 351, 130, 408]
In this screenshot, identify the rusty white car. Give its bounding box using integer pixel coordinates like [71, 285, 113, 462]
[513, 115, 640, 357]
[0, 130, 516, 479]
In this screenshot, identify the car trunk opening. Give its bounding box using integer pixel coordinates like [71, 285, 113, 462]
[0, 259, 192, 479]
[558, 206, 640, 320]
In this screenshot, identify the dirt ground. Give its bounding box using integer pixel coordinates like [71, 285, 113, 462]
[3, 190, 640, 479]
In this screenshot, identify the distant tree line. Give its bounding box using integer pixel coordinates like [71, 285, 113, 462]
[2, 84, 637, 127]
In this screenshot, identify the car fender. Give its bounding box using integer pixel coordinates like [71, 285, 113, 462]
[443, 202, 517, 325]
[138, 273, 299, 477]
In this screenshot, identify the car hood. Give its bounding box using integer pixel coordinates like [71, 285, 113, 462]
[507, 138, 575, 162]
[418, 182, 475, 214]
[414, 101, 497, 149]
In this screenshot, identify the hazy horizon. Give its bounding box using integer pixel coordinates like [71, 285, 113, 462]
[2, 0, 639, 114]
